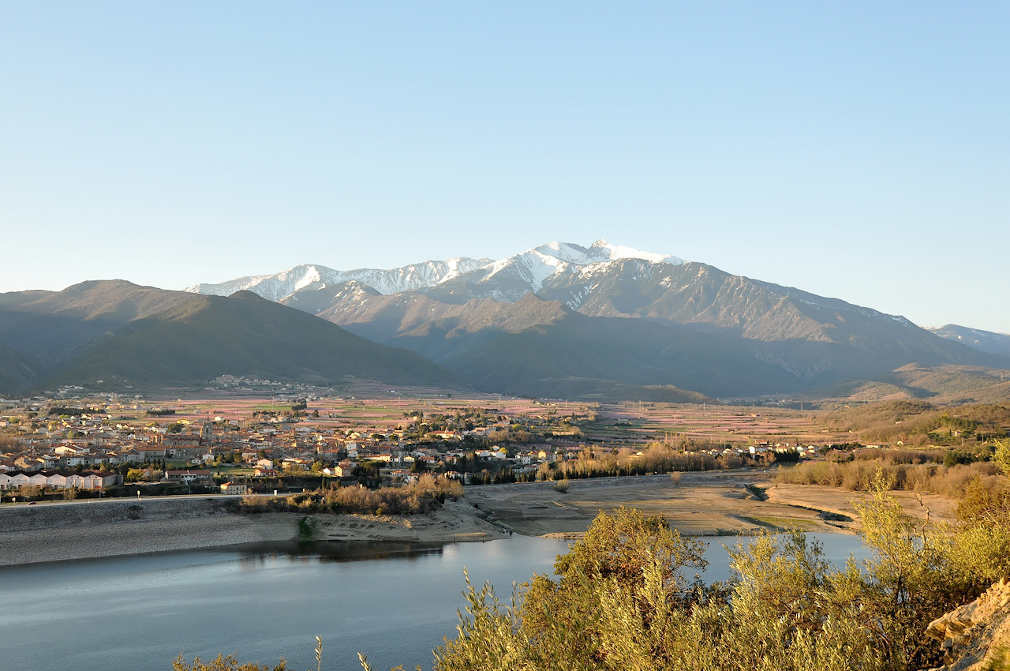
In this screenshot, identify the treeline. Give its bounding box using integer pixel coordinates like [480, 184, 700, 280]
[459, 443, 799, 485]
[238, 474, 463, 516]
[536, 444, 796, 482]
[776, 442, 1010, 499]
[47, 406, 89, 416]
[776, 459, 1002, 499]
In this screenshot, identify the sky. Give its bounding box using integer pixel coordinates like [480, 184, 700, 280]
[1, 2, 1008, 332]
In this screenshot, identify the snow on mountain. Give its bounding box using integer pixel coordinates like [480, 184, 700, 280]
[186, 240, 683, 304]
[186, 258, 493, 300]
[470, 240, 683, 293]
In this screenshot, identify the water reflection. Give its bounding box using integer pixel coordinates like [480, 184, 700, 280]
[234, 539, 448, 565]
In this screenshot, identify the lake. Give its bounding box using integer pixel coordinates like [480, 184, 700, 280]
[0, 533, 871, 671]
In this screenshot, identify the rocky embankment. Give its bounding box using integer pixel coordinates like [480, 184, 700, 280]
[0, 497, 296, 566]
[927, 579, 1010, 671]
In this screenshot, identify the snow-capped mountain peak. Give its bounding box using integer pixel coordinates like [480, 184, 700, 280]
[186, 257, 493, 300]
[471, 240, 682, 292]
[587, 239, 682, 264]
[186, 240, 682, 302]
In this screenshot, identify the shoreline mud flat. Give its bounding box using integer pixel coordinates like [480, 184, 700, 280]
[464, 471, 957, 538]
[0, 472, 955, 567]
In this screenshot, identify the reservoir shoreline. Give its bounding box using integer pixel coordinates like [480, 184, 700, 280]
[0, 472, 955, 567]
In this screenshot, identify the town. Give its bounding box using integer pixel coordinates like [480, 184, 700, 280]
[0, 393, 838, 502]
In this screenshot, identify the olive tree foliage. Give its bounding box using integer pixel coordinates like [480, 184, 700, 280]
[176, 469, 1010, 671]
[430, 480, 1010, 671]
[994, 439, 1010, 477]
[432, 507, 885, 671]
[172, 655, 288, 671]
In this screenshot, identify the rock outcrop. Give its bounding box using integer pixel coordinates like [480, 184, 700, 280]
[926, 578, 1010, 670]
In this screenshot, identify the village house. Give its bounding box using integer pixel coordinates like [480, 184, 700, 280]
[323, 460, 355, 477]
[163, 469, 213, 486]
[0, 470, 120, 490]
[220, 481, 249, 495]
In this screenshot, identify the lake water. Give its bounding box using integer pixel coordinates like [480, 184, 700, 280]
[0, 533, 871, 671]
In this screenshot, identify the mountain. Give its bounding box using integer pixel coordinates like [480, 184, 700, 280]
[8, 241, 1000, 401]
[0, 281, 453, 393]
[285, 256, 1001, 399]
[931, 324, 1010, 358]
[141, 240, 1010, 401]
[186, 258, 494, 300]
[0, 346, 37, 394]
[422, 240, 684, 303]
[192, 240, 682, 305]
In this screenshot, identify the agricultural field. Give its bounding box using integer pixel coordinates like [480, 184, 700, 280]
[113, 395, 598, 435]
[588, 402, 854, 447]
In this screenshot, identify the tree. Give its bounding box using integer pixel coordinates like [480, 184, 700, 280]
[994, 439, 1010, 477]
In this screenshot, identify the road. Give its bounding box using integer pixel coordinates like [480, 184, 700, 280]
[0, 492, 269, 508]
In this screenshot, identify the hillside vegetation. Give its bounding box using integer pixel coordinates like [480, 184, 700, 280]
[0, 281, 454, 393]
[822, 401, 1010, 446]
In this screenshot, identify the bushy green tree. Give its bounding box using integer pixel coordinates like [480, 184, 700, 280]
[430, 480, 1010, 671]
[994, 439, 1010, 477]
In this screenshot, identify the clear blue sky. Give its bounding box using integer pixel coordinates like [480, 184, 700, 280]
[2, 2, 1007, 331]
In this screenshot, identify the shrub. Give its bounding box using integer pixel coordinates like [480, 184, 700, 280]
[429, 482, 1010, 671]
[775, 458, 1001, 498]
[240, 474, 463, 516]
[173, 654, 287, 671]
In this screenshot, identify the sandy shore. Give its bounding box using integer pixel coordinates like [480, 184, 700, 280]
[764, 483, 957, 525]
[0, 472, 957, 567]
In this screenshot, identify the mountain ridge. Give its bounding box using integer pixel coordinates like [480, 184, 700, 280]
[181, 240, 1009, 401]
[187, 240, 682, 303]
[4, 241, 1007, 402]
[0, 280, 454, 393]
[931, 324, 1010, 358]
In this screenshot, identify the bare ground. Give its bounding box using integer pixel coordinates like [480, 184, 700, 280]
[465, 471, 958, 538]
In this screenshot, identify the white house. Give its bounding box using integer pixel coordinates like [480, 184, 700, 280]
[81, 473, 117, 489]
[46, 473, 68, 489]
